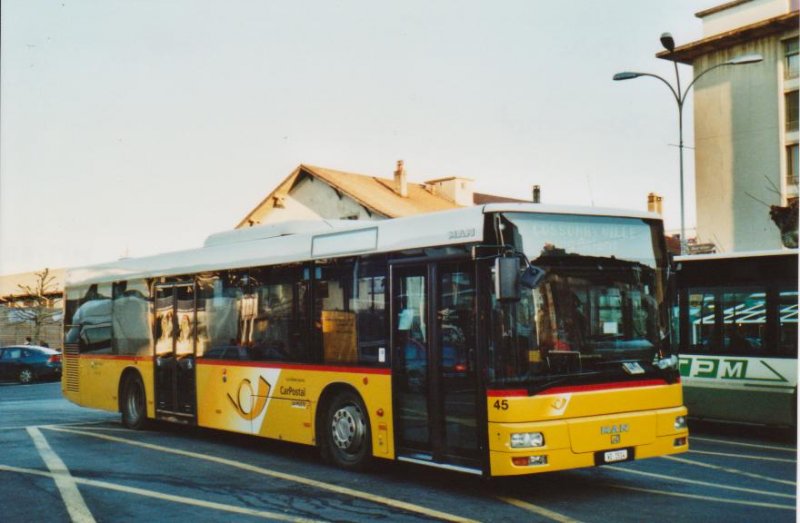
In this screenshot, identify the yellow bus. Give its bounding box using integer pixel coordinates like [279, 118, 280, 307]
[62, 204, 688, 476]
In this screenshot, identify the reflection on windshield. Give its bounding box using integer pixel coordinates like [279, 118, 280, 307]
[489, 213, 669, 385]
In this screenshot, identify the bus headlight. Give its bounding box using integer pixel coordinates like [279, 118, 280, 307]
[674, 415, 687, 430]
[656, 355, 679, 370]
[510, 432, 544, 448]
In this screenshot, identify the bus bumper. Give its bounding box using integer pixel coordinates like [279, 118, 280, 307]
[488, 406, 689, 476]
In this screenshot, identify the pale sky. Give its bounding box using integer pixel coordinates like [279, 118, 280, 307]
[1, 0, 718, 275]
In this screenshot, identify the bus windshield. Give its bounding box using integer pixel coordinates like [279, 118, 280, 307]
[489, 212, 671, 387]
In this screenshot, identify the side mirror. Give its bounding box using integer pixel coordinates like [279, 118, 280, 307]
[495, 257, 521, 302]
[520, 265, 546, 289]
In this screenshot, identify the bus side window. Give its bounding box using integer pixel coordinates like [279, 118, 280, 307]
[251, 265, 309, 363]
[721, 289, 765, 355]
[779, 289, 798, 357]
[72, 283, 113, 354]
[112, 279, 152, 357]
[354, 259, 388, 366]
[314, 260, 357, 365]
[196, 271, 243, 358]
[687, 290, 715, 353]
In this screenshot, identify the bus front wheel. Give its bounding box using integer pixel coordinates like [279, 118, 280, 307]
[121, 374, 147, 430]
[321, 390, 372, 470]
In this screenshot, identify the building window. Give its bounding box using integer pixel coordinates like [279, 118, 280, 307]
[785, 39, 799, 80]
[788, 143, 799, 186]
[786, 91, 799, 132]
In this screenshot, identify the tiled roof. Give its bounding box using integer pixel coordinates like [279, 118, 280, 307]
[237, 164, 525, 227]
[305, 164, 461, 217]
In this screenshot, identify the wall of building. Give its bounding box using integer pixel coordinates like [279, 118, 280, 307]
[0, 314, 61, 349]
[259, 176, 384, 225]
[0, 269, 64, 348]
[693, 36, 786, 251]
[426, 177, 475, 206]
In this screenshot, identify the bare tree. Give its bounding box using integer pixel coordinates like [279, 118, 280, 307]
[746, 176, 799, 249]
[12, 268, 61, 341]
[770, 199, 798, 249]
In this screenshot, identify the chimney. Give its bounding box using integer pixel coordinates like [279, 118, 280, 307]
[423, 176, 474, 206]
[647, 192, 663, 215]
[394, 160, 408, 198]
[532, 185, 541, 203]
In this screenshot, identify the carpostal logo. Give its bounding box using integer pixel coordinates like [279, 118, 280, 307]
[280, 386, 306, 397]
[228, 376, 271, 421]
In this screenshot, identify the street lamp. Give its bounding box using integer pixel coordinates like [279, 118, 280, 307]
[613, 32, 763, 255]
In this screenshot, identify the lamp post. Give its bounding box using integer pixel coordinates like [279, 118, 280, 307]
[613, 32, 762, 255]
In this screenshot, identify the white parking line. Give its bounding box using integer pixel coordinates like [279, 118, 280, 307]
[663, 455, 796, 487]
[497, 496, 582, 523]
[613, 466, 796, 499]
[0, 464, 322, 522]
[0, 420, 116, 432]
[26, 427, 96, 523]
[66, 425, 135, 433]
[609, 483, 795, 511]
[1, 425, 42, 431]
[690, 449, 796, 463]
[690, 436, 796, 453]
[43, 426, 479, 523]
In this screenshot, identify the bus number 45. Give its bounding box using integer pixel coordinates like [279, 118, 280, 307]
[493, 399, 509, 410]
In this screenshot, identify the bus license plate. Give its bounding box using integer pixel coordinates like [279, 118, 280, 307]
[604, 449, 628, 463]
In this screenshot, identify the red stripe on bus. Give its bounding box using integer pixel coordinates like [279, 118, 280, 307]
[73, 353, 389, 375]
[539, 379, 668, 395]
[77, 354, 148, 362]
[196, 360, 392, 375]
[487, 379, 669, 398]
[487, 389, 528, 397]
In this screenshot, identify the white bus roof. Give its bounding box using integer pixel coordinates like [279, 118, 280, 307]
[675, 249, 799, 263]
[66, 204, 661, 287]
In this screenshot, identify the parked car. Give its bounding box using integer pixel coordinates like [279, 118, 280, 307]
[0, 345, 62, 384]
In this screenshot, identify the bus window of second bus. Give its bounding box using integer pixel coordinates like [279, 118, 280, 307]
[687, 291, 716, 352]
[779, 289, 798, 356]
[721, 290, 766, 354]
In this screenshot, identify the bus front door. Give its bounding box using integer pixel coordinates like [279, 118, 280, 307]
[393, 262, 481, 472]
[154, 283, 197, 422]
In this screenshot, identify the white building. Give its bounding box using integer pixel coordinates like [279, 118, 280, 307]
[661, 0, 798, 252]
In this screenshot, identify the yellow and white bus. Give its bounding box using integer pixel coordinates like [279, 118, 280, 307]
[673, 250, 798, 426]
[63, 204, 688, 476]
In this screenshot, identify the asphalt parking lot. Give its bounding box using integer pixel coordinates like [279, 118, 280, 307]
[1, 381, 796, 522]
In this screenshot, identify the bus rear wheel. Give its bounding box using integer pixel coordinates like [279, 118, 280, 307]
[321, 390, 372, 470]
[121, 374, 147, 430]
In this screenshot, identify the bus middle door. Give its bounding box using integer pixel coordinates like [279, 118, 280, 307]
[154, 283, 197, 422]
[392, 262, 480, 472]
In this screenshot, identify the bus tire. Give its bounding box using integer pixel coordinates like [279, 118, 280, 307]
[121, 374, 147, 430]
[321, 390, 372, 471]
